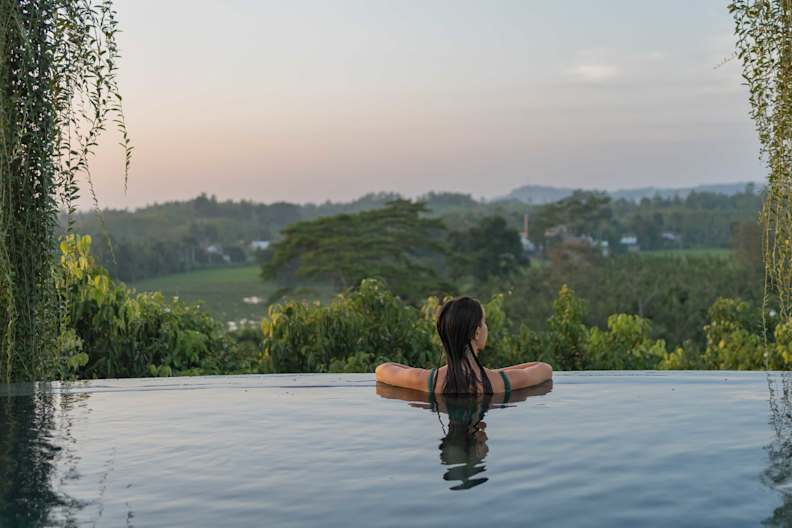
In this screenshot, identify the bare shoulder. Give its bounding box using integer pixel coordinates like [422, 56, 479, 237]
[375, 362, 431, 392]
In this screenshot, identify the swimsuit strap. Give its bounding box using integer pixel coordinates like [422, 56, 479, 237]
[499, 370, 512, 404]
[428, 368, 437, 407]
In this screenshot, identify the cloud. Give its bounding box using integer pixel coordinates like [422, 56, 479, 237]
[568, 63, 621, 83]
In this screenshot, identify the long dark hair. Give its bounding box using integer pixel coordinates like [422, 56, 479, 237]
[433, 297, 493, 396]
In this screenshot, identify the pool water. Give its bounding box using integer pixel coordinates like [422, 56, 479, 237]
[1, 371, 792, 527]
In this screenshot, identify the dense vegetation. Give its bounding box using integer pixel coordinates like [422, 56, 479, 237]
[57, 235, 261, 379]
[0, 0, 131, 382]
[71, 186, 763, 283]
[43, 233, 782, 379]
[731, 0, 792, 321]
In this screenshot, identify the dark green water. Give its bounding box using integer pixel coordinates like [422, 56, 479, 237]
[1, 372, 791, 527]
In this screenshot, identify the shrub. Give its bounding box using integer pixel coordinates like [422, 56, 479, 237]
[262, 279, 437, 373]
[57, 235, 259, 378]
[701, 298, 765, 370]
[586, 314, 666, 370]
[546, 285, 589, 370]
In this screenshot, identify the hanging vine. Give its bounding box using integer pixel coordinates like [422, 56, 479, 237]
[0, 0, 131, 382]
[730, 1, 792, 358]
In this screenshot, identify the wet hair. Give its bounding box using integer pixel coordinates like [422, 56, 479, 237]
[433, 297, 493, 396]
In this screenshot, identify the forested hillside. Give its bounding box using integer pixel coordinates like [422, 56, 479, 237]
[67, 184, 762, 283]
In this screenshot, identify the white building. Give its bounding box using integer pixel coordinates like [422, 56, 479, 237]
[249, 240, 270, 251]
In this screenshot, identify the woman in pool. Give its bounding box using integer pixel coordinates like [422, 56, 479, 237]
[375, 296, 553, 395]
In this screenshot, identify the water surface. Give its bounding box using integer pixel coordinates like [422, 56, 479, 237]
[1, 372, 791, 527]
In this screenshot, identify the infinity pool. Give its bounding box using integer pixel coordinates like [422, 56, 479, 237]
[1, 372, 791, 527]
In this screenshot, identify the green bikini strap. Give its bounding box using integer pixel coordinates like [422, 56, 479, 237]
[500, 370, 512, 403]
[428, 368, 437, 408]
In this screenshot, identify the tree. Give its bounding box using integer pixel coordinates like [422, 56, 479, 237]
[542, 191, 613, 238]
[262, 200, 453, 302]
[449, 216, 525, 283]
[0, 1, 131, 382]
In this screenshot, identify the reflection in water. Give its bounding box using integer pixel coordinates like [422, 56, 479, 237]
[0, 384, 84, 527]
[377, 382, 552, 491]
[764, 372, 792, 525]
[437, 395, 491, 490]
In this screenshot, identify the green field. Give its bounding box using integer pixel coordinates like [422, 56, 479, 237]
[129, 266, 335, 324]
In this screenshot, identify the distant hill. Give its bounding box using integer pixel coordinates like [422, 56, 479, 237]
[502, 182, 764, 204]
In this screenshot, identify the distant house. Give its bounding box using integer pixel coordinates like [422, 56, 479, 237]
[206, 244, 231, 263]
[543, 224, 609, 257]
[544, 225, 568, 239]
[520, 234, 536, 253]
[620, 235, 640, 253]
[249, 240, 270, 252]
[596, 240, 610, 257]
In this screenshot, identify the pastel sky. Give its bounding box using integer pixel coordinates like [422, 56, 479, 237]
[86, 0, 765, 210]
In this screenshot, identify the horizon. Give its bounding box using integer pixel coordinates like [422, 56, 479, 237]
[86, 0, 765, 210]
[76, 179, 765, 213]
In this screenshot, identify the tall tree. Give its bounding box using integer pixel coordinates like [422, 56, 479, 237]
[449, 216, 525, 283]
[0, 1, 131, 381]
[262, 200, 453, 302]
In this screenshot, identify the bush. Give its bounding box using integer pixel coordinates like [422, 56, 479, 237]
[658, 298, 766, 370]
[262, 279, 437, 373]
[586, 314, 666, 370]
[546, 285, 589, 370]
[57, 235, 261, 378]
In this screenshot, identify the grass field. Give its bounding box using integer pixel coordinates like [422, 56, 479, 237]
[129, 266, 335, 323]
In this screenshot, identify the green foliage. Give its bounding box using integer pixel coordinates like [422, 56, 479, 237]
[586, 314, 667, 370]
[658, 298, 766, 370]
[533, 191, 613, 243]
[67, 186, 763, 287]
[57, 235, 261, 378]
[546, 285, 589, 370]
[258, 282, 683, 374]
[499, 253, 763, 350]
[701, 298, 766, 370]
[262, 200, 453, 302]
[42, 246, 792, 378]
[449, 216, 525, 283]
[772, 318, 792, 368]
[731, 0, 792, 321]
[262, 279, 437, 373]
[0, 0, 132, 382]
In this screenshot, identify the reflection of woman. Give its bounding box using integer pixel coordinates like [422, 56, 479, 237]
[377, 382, 552, 490]
[376, 296, 553, 395]
[437, 394, 492, 490]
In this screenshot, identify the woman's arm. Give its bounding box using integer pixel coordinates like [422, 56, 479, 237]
[502, 362, 553, 390]
[497, 361, 542, 371]
[375, 362, 429, 392]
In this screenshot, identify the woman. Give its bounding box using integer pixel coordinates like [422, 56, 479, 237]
[375, 296, 553, 395]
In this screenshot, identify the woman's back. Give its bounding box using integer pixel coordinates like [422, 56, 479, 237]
[427, 365, 510, 396]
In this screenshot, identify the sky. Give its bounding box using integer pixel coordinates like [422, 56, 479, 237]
[85, 0, 765, 210]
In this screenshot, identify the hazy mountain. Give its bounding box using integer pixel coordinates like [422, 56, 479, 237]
[502, 181, 764, 204]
